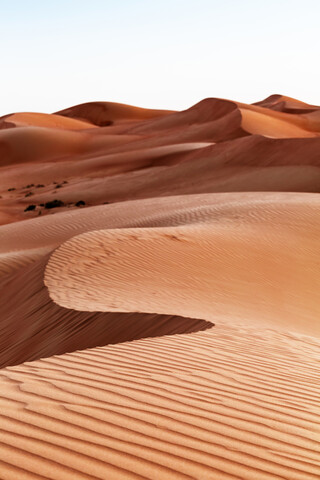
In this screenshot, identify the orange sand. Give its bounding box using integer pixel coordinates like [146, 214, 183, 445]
[0, 95, 319, 479]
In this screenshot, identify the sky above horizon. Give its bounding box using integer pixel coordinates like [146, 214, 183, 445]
[1, 0, 319, 115]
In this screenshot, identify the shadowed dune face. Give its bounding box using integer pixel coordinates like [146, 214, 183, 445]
[1, 95, 320, 479]
[0, 256, 211, 369]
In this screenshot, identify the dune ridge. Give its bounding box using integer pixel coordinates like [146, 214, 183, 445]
[44, 194, 320, 338]
[0, 255, 211, 369]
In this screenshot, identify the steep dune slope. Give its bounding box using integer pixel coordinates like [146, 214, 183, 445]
[0, 256, 211, 368]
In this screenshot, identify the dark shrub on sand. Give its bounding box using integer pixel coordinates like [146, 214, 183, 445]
[44, 199, 65, 209]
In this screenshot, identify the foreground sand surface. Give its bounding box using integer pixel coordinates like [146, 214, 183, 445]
[0, 95, 319, 479]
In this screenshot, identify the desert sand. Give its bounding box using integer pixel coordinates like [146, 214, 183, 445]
[0, 95, 319, 479]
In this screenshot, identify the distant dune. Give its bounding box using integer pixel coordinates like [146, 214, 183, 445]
[0, 95, 319, 479]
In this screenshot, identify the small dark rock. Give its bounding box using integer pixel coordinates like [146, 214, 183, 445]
[36, 184, 45, 188]
[8, 188, 16, 191]
[62, 181, 68, 184]
[55, 184, 62, 189]
[25, 192, 33, 197]
[44, 199, 65, 209]
[103, 201, 110, 204]
[75, 200, 86, 207]
[25, 184, 34, 188]
[39, 203, 45, 207]
[24, 205, 36, 212]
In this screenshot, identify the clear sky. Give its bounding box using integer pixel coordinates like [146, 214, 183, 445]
[1, 0, 319, 115]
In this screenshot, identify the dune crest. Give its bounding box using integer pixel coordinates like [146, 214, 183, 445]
[55, 101, 174, 126]
[0, 255, 212, 369]
[45, 194, 320, 338]
[0, 111, 96, 130]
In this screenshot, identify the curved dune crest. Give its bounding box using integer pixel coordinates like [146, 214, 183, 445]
[1, 192, 319, 277]
[128, 97, 320, 139]
[55, 101, 174, 126]
[0, 256, 211, 369]
[45, 195, 320, 337]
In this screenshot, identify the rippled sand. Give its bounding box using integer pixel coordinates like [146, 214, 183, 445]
[0, 95, 319, 479]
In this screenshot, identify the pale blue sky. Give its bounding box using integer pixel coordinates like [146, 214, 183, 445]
[1, 0, 319, 115]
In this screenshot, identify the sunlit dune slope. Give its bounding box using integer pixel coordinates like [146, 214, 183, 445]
[45, 193, 320, 338]
[0, 322, 319, 479]
[0, 112, 95, 130]
[0, 192, 315, 277]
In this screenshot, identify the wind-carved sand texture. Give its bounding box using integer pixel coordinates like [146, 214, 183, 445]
[0, 95, 320, 479]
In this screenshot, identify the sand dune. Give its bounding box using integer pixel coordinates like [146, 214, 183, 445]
[124, 97, 320, 139]
[0, 112, 96, 130]
[56, 101, 174, 126]
[2, 95, 320, 227]
[0, 192, 316, 275]
[0, 323, 318, 479]
[254, 94, 320, 114]
[1, 134, 320, 225]
[44, 194, 320, 338]
[0, 256, 211, 369]
[25, 135, 318, 208]
[1, 95, 320, 479]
